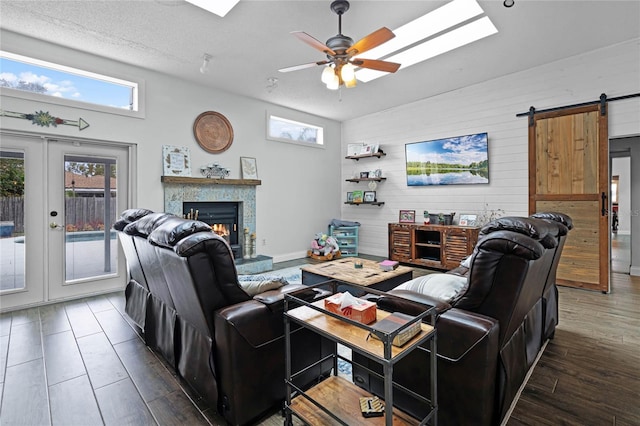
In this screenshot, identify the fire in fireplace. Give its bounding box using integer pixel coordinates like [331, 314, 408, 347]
[183, 201, 242, 257]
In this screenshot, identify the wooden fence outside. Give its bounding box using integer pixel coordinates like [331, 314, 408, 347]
[0, 197, 118, 234]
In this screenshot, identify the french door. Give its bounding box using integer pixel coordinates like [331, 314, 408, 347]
[0, 133, 131, 310]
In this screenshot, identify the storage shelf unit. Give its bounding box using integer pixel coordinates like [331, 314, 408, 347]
[329, 225, 359, 257]
[389, 223, 480, 270]
[284, 283, 438, 426]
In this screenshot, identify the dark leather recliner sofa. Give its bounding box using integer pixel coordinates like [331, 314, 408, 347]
[352, 214, 571, 425]
[114, 209, 332, 426]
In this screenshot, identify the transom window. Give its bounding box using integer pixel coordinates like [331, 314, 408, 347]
[267, 114, 324, 147]
[0, 51, 140, 114]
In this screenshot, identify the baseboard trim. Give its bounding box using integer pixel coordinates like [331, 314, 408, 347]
[629, 266, 640, 277]
[500, 339, 549, 426]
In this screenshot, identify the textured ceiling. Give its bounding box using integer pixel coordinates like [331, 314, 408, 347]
[1, 0, 639, 121]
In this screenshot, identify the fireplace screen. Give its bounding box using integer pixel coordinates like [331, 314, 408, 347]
[183, 201, 240, 248]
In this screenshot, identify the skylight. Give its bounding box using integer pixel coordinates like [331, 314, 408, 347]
[185, 0, 240, 17]
[355, 0, 498, 82]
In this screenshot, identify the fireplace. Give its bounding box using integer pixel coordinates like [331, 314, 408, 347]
[162, 176, 272, 274]
[183, 201, 242, 258]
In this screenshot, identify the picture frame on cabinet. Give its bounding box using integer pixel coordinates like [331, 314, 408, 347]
[399, 210, 416, 223]
[364, 191, 376, 202]
[459, 214, 478, 226]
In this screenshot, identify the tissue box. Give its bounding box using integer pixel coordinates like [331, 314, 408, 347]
[324, 293, 377, 324]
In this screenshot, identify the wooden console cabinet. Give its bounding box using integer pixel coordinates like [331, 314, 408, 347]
[388, 223, 480, 270]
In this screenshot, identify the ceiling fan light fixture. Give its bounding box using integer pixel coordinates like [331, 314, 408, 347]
[321, 65, 335, 84]
[326, 74, 340, 90]
[340, 63, 356, 82]
[344, 77, 357, 88]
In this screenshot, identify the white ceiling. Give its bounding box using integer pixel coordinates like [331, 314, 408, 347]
[1, 0, 639, 121]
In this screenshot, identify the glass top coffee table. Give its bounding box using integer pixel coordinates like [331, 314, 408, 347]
[301, 257, 413, 292]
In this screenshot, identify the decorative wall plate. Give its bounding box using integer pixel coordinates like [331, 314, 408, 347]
[193, 111, 234, 153]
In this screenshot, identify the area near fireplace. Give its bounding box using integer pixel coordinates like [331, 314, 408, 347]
[161, 176, 272, 274]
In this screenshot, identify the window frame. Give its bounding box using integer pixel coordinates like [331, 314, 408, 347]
[0, 50, 145, 119]
[266, 113, 324, 148]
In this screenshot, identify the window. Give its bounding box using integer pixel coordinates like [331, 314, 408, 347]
[0, 51, 141, 116]
[267, 114, 324, 147]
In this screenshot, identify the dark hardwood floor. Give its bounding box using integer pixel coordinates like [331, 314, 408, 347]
[0, 254, 638, 425]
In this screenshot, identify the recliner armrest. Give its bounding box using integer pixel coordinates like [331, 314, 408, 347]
[436, 308, 499, 362]
[379, 290, 451, 315]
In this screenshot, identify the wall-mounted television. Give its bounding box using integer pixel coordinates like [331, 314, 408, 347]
[405, 132, 489, 186]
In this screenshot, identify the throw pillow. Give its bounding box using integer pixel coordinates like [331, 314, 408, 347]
[238, 277, 287, 296]
[395, 273, 468, 304]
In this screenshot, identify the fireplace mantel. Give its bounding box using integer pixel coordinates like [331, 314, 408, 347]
[161, 176, 261, 186]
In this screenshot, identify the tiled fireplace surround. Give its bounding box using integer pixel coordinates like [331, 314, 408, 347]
[162, 177, 273, 274]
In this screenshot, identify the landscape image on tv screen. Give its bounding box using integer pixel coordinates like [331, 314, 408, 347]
[405, 132, 489, 186]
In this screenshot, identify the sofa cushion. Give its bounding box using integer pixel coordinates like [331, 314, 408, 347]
[395, 273, 468, 304]
[238, 277, 287, 297]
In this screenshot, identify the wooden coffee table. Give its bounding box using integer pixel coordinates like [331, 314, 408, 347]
[301, 257, 412, 292]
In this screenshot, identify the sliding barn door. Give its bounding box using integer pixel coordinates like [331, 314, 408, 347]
[529, 104, 609, 292]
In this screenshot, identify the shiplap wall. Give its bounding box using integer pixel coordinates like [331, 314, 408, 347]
[342, 39, 640, 259]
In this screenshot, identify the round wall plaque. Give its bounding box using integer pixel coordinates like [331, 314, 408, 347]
[193, 111, 234, 153]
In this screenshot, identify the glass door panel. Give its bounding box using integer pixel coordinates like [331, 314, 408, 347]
[64, 156, 118, 281]
[0, 151, 25, 291]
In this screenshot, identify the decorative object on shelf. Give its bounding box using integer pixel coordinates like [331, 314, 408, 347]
[346, 192, 354, 203]
[250, 232, 257, 258]
[352, 190, 363, 203]
[399, 210, 415, 223]
[243, 227, 250, 259]
[367, 181, 377, 190]
[193, 111, 234, 153]
[423, 211, 430, 224]
[347, 143, 365, 156]
[478, 203, 505, 225]
[359, 171, 369, 178]
[405, 132, 489, 186]
[199, 163, 230, 178]
[373, 169, 382, 178]
[1, 109, 90, 131]
[163, 145, 192, 177]
[240, 157, 258, 179]
[363, 191, 376, 202]
[459, 214, 478, 226]
[368, 312, 421, 347]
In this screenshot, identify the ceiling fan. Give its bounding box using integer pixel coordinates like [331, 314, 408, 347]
[278, 0, 401, 89]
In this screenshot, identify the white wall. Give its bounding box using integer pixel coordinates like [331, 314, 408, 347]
[0, 30, 343, 262]
[341, 38, 640, 271]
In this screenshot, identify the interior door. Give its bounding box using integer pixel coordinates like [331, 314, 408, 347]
[47, 140, 129, 301]
[0, 134, 46, 310]
[529, 104, 610, 292]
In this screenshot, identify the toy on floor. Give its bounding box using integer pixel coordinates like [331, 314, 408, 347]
[308, 233, 342, 260]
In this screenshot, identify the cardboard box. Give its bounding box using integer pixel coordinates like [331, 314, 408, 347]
[324, 293, 377, 324]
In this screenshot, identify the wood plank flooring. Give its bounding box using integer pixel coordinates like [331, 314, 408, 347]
[0, 254, 638, 425]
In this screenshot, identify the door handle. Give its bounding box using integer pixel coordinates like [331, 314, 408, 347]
[601, 192, 607, 216]
[49, 222, 63, 230]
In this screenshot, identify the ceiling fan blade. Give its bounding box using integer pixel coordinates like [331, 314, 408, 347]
[352, 58, 401, 73]
[347, 27, 395, 56]
[278, 60, 329, 73]
[291, 31, 336, 56]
